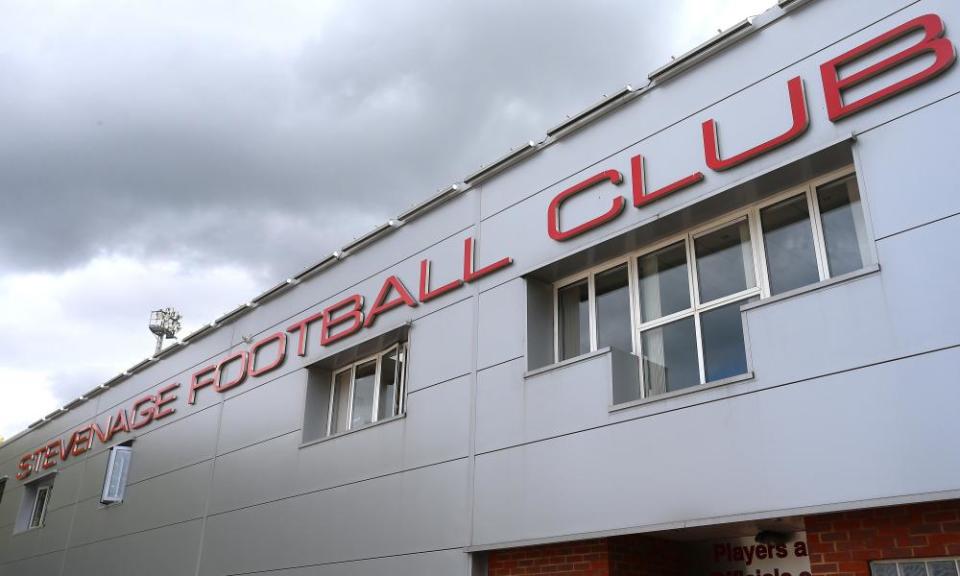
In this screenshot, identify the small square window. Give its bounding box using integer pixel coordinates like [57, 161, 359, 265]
[303, 343, 408, 443]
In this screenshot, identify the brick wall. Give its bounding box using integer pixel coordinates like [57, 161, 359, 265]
[487, 538, 611, 576]
[486, 534, 683, 576]
[806, 499, 960, 576]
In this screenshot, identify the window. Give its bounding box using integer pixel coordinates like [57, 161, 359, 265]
[304, 343, 407, 442]
[554, 168, 873, 402]
[0, 476, 6, 506]
[16, 474, 54, 532]
[101, 444, 133, 504]
[872, 559, 960, 576]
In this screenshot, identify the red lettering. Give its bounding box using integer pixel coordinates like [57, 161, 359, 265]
[188, 365, 217, 405]
[155, 382, 179, 419]
[92, 420, 111, 444]
[702, 76, 808, 171]
[16, 453, 33, 480]
[42, 441, 61, 469]
[130, 394, 157, 430]
[463, 237, 513, 282]
[58, 431, 82, 461]
[71, 427, 92, 457]
[214, 350, 249, 393]
[631, 154, 704, 208]
[418, 259, 462, 303]
[364, 275, 418, 328]
[286, 311, 323, 357]
[31, 447, 45, 473]
[108, 408, 131, 438]
[547, 170, 625, 241]
[248, 332, 287, 377]
[320, 295, 365, 346]
[821, 13, 955, 122]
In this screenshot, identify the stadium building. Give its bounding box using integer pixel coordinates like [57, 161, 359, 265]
[1, 0, 959, 574]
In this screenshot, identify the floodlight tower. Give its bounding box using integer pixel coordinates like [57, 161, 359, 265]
[149, 307, 182, 355]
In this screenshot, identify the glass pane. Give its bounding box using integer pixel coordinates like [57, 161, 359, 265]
[377, 349, 398, 420]
[31, 488, 48, 527]
[695, 220, 755, 303]
[873, 565, 899, 576]
[901, 564, 927, 576]
[558, 280, 589, 360]
[638, 241, 690, 322]
[595, 264, 632, 353]
[700, 299, 750, 382]
[761, 194, 820, 295]
[330, 370, 351, 434]
[351, 360, 377, 429]
[929, 562, 958, 576]
[107, 449, 131, 499]
[818, 175, 870, 276]
[641, 316, 699, 396]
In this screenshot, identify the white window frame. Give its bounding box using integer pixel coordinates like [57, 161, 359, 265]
[29, 485, 51, 529]
[100, 445, 133, 505]
[554, 165, 871, 397]
[326, 343, 407, 436]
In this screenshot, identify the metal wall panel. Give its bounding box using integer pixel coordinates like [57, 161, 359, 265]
[855, 93, 960, 239]
[477, 278, 526, 370]
[199, 458, 471, 576]
[406, 298, 474, 392]
[0, 549, 63, 576]
[218, 369, 305, 455]
[63, 519, 203, 576]
[69, 460, 210, 546]
[209, 431, 300, 515]
[473, 346, 960, 546]
[293, 374, 471, 495]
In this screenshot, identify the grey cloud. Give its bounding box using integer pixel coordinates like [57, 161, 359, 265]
[0, 0, 726, 280]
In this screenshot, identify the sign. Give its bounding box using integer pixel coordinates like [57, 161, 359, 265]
[689, 534, 812, 576]
[547, 13, 956, 243]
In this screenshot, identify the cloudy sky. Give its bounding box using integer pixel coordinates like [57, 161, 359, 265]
[0, 0, 773, 440]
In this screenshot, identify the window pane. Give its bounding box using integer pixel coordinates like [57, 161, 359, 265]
[872, 565, 899, 576]
[695, 220, 756, 302]
[558, 280, 589, 360]
[761, 194, 820, 295]
[595, 264, 632, 353]
[818, 175, 870, 276]
[700, 299, 750, 382]
[929, 562, 958, 576]
[638, 241, 690, 322]
[350, 360, 377, 429]
[31, 487, 49, 527]
[901, 564, 927, 576]
[377, 349, 399, 420]
[330, 370, 351, 434]
[104, 448, 132, 502]
[641, 316, 699, 396]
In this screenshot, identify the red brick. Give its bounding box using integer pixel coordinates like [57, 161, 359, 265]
[923, 511, 958, 523]
[823, 532, 852, 543]
[911, 524, 943, 535]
